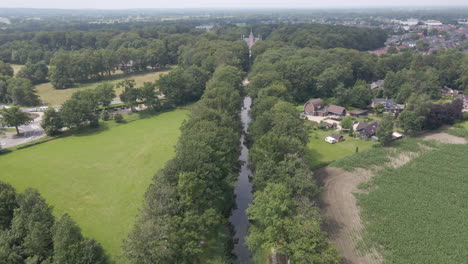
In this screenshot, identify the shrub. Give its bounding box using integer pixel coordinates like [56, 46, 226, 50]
[114, 113, 124, 123]
[101, 110, 110, 121]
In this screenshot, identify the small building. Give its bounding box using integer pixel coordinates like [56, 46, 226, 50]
[331, 133, 344, 142]
[328, 105, 347, 116]
[304, 98, 326, 116]
[392, 132, 404, 140]
[370, 80, 385, 90]
[356, 121, 379, 138]
[371, 98, 404, 115]
[349, 109, 368, 117]
[440, 86, 460, 97]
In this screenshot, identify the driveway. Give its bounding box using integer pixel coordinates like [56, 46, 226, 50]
[1, 111, 46, 149]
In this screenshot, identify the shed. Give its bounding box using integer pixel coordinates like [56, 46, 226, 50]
[331, 133, 344, 142]
[349, 109, 368, 117]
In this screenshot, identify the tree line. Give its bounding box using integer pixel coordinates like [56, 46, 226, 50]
[245, 74, 340, 262]
[123, 64, 245, 263]
[0, 182, 108, 264]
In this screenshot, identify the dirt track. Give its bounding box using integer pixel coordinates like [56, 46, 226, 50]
[317, 168, 382, 264]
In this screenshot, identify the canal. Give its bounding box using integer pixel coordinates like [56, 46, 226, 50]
[229, 96, 254, 263]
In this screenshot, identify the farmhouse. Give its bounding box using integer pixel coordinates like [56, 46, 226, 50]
[355, 121, 379, 138]
[371, 98, 404, 114]
[304, 98, 326, 116]
[440, 86, 461, 97]
[304, 99, 346, 117]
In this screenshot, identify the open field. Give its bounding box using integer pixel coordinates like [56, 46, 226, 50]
[0, 108, 188, 262]
[306, 129, 376, 169]
[323, 129, 468, 264]
[36, 70, 171, 106]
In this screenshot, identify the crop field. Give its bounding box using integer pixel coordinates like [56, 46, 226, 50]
[36, 69, 171, 106]
[0, 108, 188, 262]
[355, 142, 468, 264]
[306, 129, 376, 169]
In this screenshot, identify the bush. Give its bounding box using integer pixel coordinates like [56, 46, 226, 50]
[101, 110, 110, 121]
[114, 113, 124, 123]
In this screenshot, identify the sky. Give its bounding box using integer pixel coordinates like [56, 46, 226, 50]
[1, 0, 467, 9]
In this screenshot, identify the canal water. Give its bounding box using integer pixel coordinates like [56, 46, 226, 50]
[230, 96, 254, 263]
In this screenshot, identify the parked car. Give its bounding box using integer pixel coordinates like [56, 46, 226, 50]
[325, 136, 337, 144]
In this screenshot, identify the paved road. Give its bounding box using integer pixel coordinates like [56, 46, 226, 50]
[0, 110, 46, 149]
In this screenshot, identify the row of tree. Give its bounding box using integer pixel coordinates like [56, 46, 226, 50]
[123, 64, 245, 263]
[245, 81, 340, 262]
[0, 182, 108, 264]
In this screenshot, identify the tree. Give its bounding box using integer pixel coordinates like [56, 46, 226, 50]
[41, 107, 62, 136]
[387, 46, 398, 54]
[94, 82, 115, 108]
[0, 106, 33, 135]
[17, 61, 49, 84]
[118, 80, 139, 110]
[0, 182, 18, 230]
[377, 114, 394, 146]
[375, 103, 385, 114]
[341, 116, 353, 130]
[6, 77, 40, 106]
[139, 82, 159, 109]
[60, 98, 97, 128]
[0, 61, 14, 77]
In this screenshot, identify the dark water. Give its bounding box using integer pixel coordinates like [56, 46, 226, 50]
[230, 96, 254, 263]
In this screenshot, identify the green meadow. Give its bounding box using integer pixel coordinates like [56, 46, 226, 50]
[0, 109, 188, 262]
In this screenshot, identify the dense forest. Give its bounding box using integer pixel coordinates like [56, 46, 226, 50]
[0, 182, 108, 264]
[248, 43, 468, 106]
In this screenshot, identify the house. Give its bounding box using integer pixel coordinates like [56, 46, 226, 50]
[304, 98, 326, 116]
[370, 80, 385, 90]
[371, 98, 404, 114]
[330, 133, 344, 142]
[440, 86, 460, 97]
[355, 121, 379, 138]
[328, 105, 347, 116]
[349, 109, 368, 117]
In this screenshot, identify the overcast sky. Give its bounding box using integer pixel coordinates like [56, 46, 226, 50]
[1, 0, 467, 9]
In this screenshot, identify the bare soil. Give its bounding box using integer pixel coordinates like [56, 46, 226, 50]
[417, 132, 466, 144]
[317, 167, 382, 264]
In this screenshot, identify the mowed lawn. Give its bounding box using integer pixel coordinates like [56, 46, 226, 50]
[36, 70, 171, 106]
[357, 142, 468, 264]
[0, 109, 188, 262]
[306, 129, 376, 169]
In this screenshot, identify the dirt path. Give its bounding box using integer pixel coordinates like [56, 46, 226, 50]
[417, 131, 466, 144]
[317, 168, 382, 264]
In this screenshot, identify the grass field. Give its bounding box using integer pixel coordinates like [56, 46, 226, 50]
[36, 70, 171, 106]
[0, 108, 188, 262]
[356, 142, 468, 264]
[306, 129, 376, 169]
